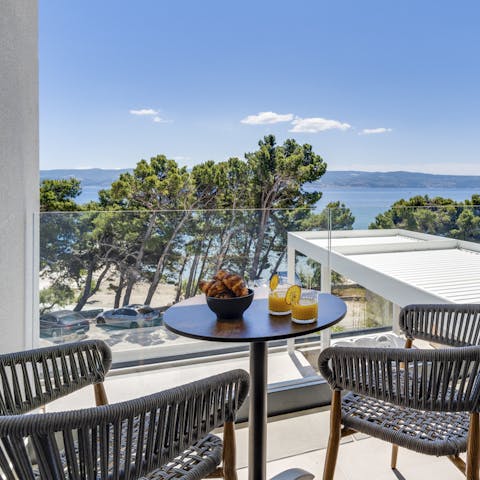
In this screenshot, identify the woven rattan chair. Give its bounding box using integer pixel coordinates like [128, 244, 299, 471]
[0, 341, 249, 479]
[0, 340, 112, 414]
[319, 304, 480, 480]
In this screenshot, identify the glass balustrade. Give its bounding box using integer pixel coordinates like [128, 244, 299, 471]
[36, 202, 480, 403]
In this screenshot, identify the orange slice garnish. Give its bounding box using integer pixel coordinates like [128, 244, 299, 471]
[285, 285, 301, 305]
[269, 273, 279, 291]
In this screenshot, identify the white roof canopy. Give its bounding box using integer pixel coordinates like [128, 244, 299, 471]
[287, 229, 480, 307]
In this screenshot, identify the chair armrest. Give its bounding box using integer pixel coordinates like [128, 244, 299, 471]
[400, 304, 480, 347]
[0, 340, 111, 414]
[0, 369, 249, 480]
[319, 345, 480, 412]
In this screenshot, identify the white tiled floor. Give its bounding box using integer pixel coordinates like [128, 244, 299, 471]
[234, 410, 465, 480]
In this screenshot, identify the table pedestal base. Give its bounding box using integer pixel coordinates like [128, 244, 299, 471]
[249, 342, 267, 480]
[270, 469, 314, 480]
[248, 343, 314, 480]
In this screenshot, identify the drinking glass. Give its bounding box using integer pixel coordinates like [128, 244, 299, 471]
[291, 290, 319, 324]
[268, 284, 292, 315]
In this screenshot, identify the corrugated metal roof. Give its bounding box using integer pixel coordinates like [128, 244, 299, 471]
[287, 229, 480, 306]
[350, 248, 480, 303]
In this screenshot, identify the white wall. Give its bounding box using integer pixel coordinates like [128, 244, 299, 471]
[0, 0, 39, 352]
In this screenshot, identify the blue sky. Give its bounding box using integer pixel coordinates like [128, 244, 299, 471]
[40, 1, 480, 174]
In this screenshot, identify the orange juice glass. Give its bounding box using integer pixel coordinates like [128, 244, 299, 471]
[268, 285, 291, 315]
[291, 291, 318, 324]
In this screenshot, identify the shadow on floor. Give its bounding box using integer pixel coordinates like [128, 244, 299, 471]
[392, 469, 407, 480]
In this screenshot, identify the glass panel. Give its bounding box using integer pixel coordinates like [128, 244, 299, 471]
[294, 201, 480, 376]
[38, 208, 319, 375]
[291, 200, 480, 371]
[37, 201, 480, 393]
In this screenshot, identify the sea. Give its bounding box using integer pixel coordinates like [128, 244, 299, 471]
[314, 187, 480, 228]
[77, 186, 479, 230]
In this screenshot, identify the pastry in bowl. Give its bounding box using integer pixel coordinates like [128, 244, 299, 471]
[199, 270, 253, 319]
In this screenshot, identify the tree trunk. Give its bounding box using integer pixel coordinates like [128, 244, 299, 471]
[144, 212, 190, 305]
[238, 232, 254, 279]
[214, 233, 231, 271]
[73, 260, 94, 311]
[185, 253, 200, 298]
[90, 263, 110, 296]
[40, 302, 56, 315]
[74, 262, 110, 311]
[122, 212, 157, 305]
[122, 276, 135, 306]
[195, 237, 213, 291]
[214, 219, 235, 271]
[271, 250, 286, 276]
[175, 255, 189, 303]
[249, 209, 270, 280]
[114, 270, 125, 308]
[256, 234, 276, 279]
[122, 269, 139, 306]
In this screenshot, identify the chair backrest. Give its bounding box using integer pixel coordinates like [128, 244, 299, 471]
[0, 340, 112, 415]
[0, 369, 249, 480]
[399, 304, 480, 347]
[319, 345, 480, 413]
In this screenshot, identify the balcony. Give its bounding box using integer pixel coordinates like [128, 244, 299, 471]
[31, 205, 479, 478]
[2, 3, 480, 476]
[42, 341, 466, 480]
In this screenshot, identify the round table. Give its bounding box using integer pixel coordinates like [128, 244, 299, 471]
[164, 289, 347, 480]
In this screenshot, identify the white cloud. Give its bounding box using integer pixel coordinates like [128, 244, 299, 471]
[153, 116, 170, 123]
[359, 127, 393, 135]
[129, 109, 171, 123]
[129, 108, 158, 116]
[289, 117, 351, 133]
[241, 111, 294, 125]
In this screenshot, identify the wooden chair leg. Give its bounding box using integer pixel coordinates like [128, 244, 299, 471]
[223, 421, 237, 480]
[466, 412, 479, 480]
[94, 382, 108, 406]
[389, 339, 409, 471]
[391, 445, 398, 469]
[323, 390, 342, 480]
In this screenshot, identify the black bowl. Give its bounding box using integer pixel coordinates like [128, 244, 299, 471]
[206, 289, 254, 320]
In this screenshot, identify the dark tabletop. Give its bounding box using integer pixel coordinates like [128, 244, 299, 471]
[164, 288, 347, 343]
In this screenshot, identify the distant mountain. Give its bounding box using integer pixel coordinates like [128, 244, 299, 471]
[40, 168, 131, 187]
[40, 168, 480, 190]
[315, 170, 480, 188]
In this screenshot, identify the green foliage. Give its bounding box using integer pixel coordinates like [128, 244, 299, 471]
[300, 201, 355, 231]
[40, 178, 82, 211]
[245, 135, 326, 210]
[365, 290, 392, 328]
[370, 195, 480, 241]
[39, 284, 75, 314]
[297, 202, 354, 288]
[107, 155, 193, 210]
[244, 135, 327, 278]
[39, 138, 339, 309]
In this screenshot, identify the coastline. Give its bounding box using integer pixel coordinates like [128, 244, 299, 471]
[61, 184, 480, 230]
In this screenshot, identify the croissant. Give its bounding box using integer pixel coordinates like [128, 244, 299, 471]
[214, 270, 229, 281]
[199, 279, 215, 295]
[199, 270, 249, 298]
[222, 273, 249, 297]
[206, 280, 232, 298]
